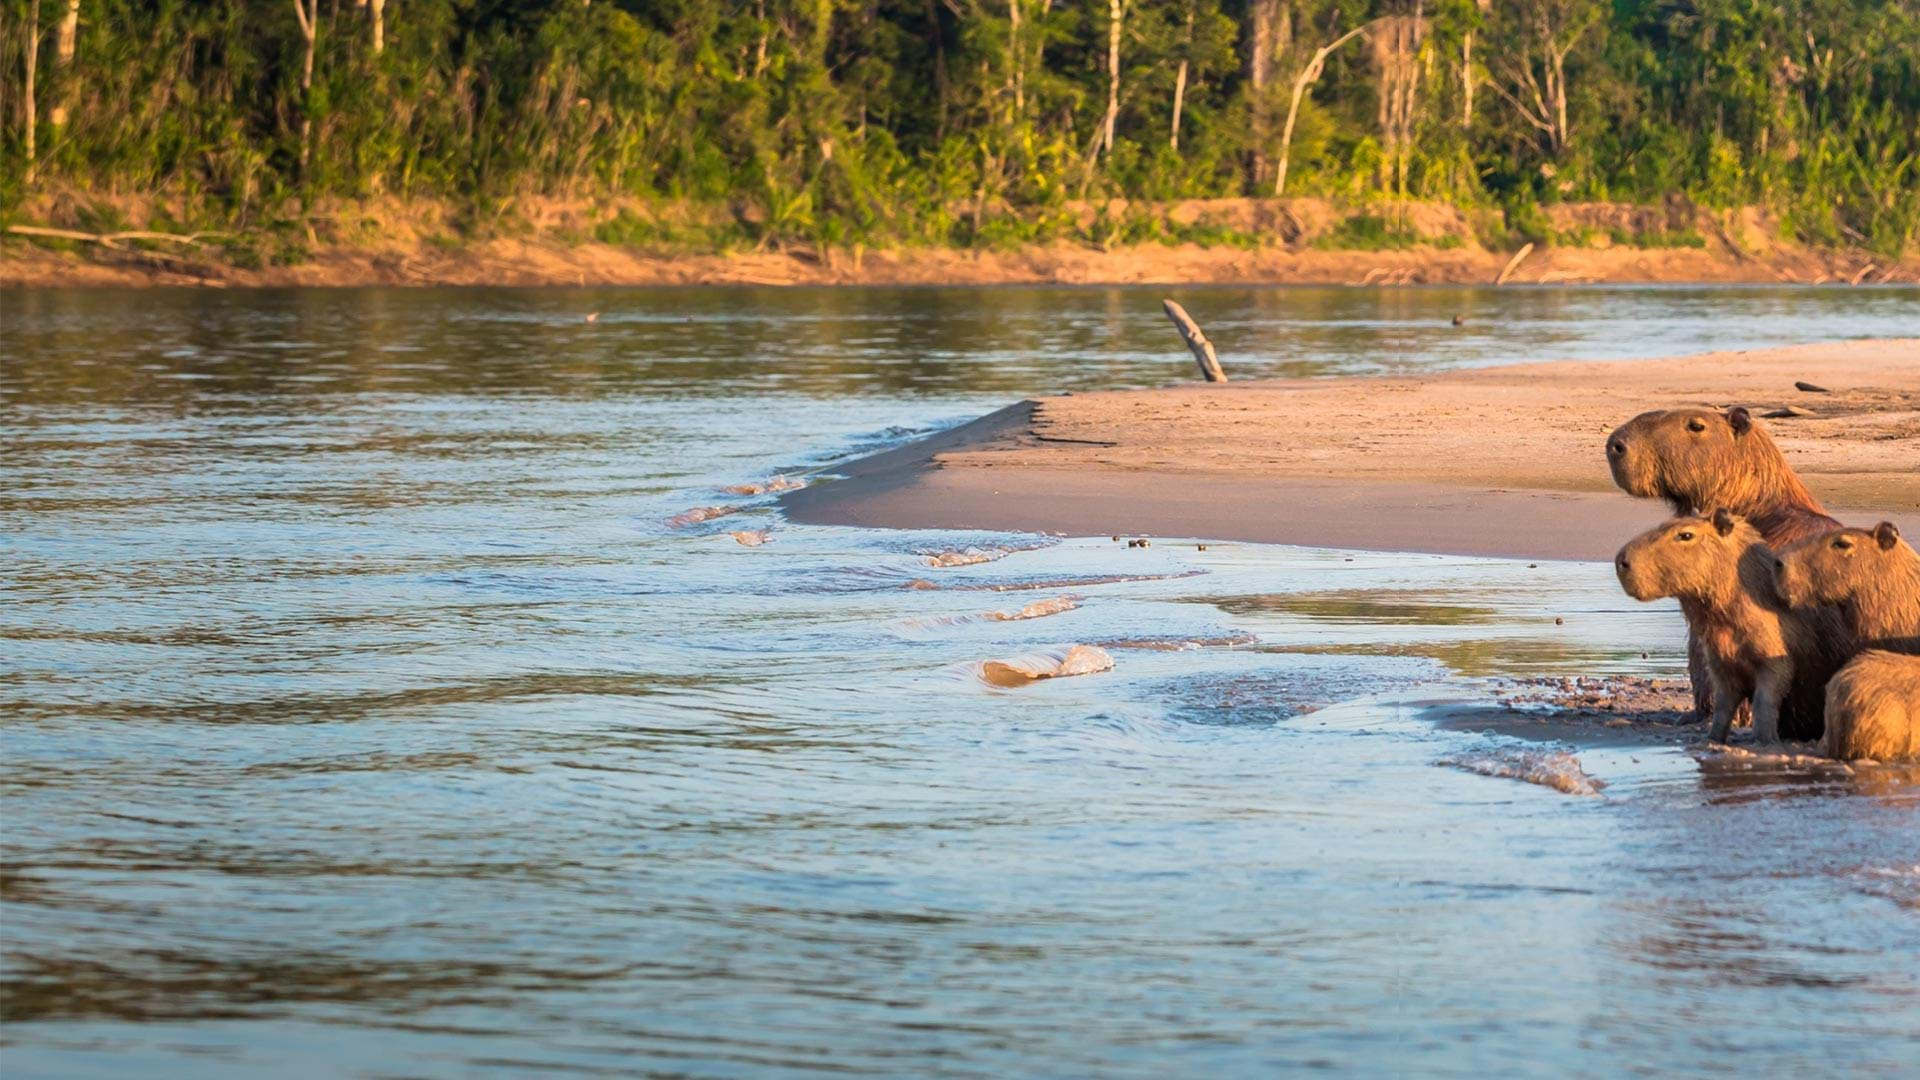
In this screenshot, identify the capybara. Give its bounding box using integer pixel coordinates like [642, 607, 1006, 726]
[1605, 406, 1841, 718]
[1614, 511, 1845, 744]
[1820, 651, 1920, 761]
[1774, 522, 1920, 656]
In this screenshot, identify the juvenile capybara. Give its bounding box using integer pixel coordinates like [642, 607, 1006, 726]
[1820, 651, 1920, 761]
[1614, 510, 1845, 744]
[1774, 521, 1920, 655]
[1605, 406, 1841, 718]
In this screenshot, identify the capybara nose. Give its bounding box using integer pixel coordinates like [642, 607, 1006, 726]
[1616, 556, 1630, 572]
[1607, 439, 1627, 458]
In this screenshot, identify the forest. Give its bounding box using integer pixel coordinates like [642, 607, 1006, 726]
[3, 0, 1917, 258]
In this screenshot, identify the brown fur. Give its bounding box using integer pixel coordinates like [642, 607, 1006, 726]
[1820, 651, 1920, 761]
[1614, 512, 1846, 743]
[1605, 407, 1840, 542]
[1606, 406, 1841, 718]
[1774, 522, 1920, 656]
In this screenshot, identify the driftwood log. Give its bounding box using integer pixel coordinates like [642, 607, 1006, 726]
[6, 224, 220, 250]
[1162, 299, 1228, 383]
[1494, 242, 1535, 286]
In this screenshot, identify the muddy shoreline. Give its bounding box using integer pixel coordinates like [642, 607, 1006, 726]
[782, 341, 1920, 560]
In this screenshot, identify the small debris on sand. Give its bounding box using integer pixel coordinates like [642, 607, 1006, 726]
[1761, 405, 1817, 419]
[1492, 676, 1696, 725]
[1440, 748, 1605, 796]
[979, 645, 1114, 687]
[730, 529, 772, 546]
[724, 475, 807, 496]
[1127, 538, 1151, 548]
[667, 505, 740, 528]
[1795, 380, 1831, 393]
[1451, 314, 1467, 326]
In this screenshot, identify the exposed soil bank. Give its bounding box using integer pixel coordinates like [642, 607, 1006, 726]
[3, 196, 1913, 288]
[6, 238, 1914, 289]
[781, 341, 1920, 560]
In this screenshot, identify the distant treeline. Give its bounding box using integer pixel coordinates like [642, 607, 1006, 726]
[2, 1, 1917, 253]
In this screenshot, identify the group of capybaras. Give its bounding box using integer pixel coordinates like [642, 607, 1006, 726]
[1606, 406, 1920, 761]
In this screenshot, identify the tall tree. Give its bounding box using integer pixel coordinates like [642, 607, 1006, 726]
[292, 0, 319, 173]
[1486, 0, 1597, 157]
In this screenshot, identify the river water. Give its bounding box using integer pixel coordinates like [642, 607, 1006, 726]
[5, 286, 1918, 1076]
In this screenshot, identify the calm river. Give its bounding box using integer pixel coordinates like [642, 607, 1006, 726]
[5, 286, 1918, 1076]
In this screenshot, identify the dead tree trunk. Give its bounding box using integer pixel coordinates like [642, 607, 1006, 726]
[1370, 13, 1425, 198]
[48, 0, 76, 129]
[1275, 23, 1369, 196]
[23, 0, 39, 182]
[1008, 0, 1023, 122]
[369, 0, 385, 55]
[1461, 32, 1473, 126]
[1246, 0, 1288, 187]
[292, 0, 318, 173]
[1170, 2, 1193, 150]
[1102, 0, 1122, 157]
[1163, 300, 1228, 383]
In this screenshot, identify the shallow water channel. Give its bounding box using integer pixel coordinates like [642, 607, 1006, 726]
[5, 286, 1918, 1075]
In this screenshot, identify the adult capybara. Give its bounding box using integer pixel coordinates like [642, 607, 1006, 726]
[1774, 521, 1920, 655]
[1820, 651, 1920, 761]
[1605, 406, 1842, 718]
[1606, 406, 1840, 544]
[1615, 510, 1845, 744]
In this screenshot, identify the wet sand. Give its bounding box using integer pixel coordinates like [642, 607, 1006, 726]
[783, 340, 1920, 560]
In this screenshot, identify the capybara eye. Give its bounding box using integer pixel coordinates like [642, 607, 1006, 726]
[1686, 419, 1706, 433]
[1834, 538, 1853, 550]
[1676, 531, 1695, 541]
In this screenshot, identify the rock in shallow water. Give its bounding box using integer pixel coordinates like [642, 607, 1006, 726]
[979, 645, 1115, 687]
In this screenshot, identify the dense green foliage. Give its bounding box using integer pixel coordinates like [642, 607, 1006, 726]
[3, 0, 1916, 253]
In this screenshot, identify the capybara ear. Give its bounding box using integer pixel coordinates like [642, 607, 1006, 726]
[1726, 406, 1752, 434]
[1875, 522, 1902, 550]
[1712, 508, 1736, 536]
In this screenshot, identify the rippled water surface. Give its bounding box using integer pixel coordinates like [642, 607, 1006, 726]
[5, 286, 1919, 1076]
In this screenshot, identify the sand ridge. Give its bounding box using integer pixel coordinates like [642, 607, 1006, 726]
[783, 340, 1920, 560]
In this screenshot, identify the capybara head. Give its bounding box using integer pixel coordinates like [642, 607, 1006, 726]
[1615, 509, 1761, 602]
[1605, 406, 1811, 517]
[1774, 522, 1910, 607]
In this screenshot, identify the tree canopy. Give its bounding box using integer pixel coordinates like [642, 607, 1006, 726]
[3, 0, 1915, 253]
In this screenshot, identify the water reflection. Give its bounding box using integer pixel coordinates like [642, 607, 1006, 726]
[4, 287, 1917, 1075]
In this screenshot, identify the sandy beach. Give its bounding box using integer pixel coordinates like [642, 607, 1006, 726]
[783, 340, 1920, 560]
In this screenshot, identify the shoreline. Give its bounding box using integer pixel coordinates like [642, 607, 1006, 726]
[6, 238, 1916, 291]
[780, 341, 1920, 561]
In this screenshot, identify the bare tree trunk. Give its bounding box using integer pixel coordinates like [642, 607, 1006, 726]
[1246, 0, 1281, 185]
[1008, 0, 1022, 122]
[292, 0, 318, 174]
[369, 0, 385, 55]
[23, 0, 39, 183]
[753, 0, 769, 77]
[1275, 23, 1368, 196]
[48, 0, 76, 129]
[1102, 0, 1121, 157]
[926, 0, 948, 139]
[1461, 31, 1473, 127]
[1170, 2, 1192, 150]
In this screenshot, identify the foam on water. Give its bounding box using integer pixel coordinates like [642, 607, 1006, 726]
[1440, 747, 1608, 796]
